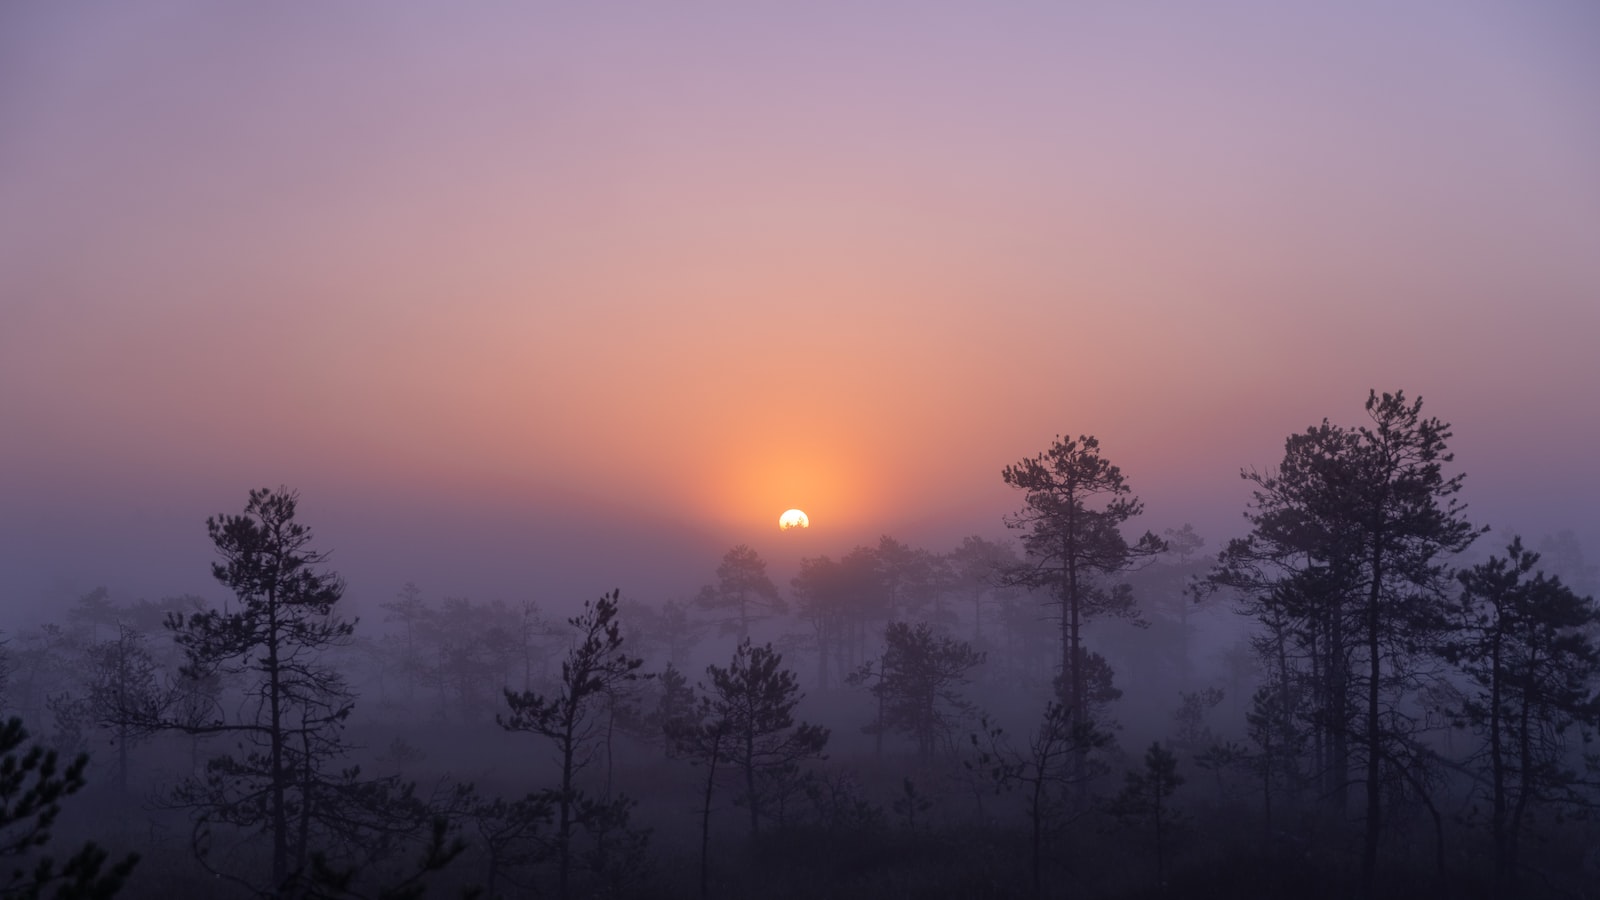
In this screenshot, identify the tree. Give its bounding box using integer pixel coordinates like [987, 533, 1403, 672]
[10, 626, 77, 727]
[1242, 678, 1308, 831]
[0, 716, 139, 899]
[1208, 391, 1481, 893]
[705, 640, 828, 835]
[793, 549, 886, 691]
[872, 622, 985, 762]
[378, 583, 429, 709]
[892, 777, 932, 833]
[1169, 687, 1225, 761]
[81, 625, 163, 794]
[1109, 742, 1186, 890]
[661, 683, 729, 900]
[428, 597, 530, 721]
[164, 486, 356, 892]
[66, 588, 119, 646]
[791, 556, 850, 692]
[499, 590, 645, 900]
[945, 535, 1022, 647]
[303, 815, 469, 900]
[467, 790, 554, 899]
[1445, 538, 1600, 899]
[873, 536, 947, 625]
[1001, 435, 1163, 721]
[1124, 525, 1211, 690]
[968, 702, 1109, 899]
[696, 546, 786, 640]
[619, 598, 704, 673]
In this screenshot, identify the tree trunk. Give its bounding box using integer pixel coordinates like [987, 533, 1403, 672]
[267, 601, 289, 893]
[1030, 774, 1044, 899]
[1328, 607, 1349, 815]
[1154, 789, 1166, 890]
[1361, 558, 1383, 897]
[746, 726, 759, 835]
[1507, 653, 1539, 900]
[698, 739, 721, 900]
[558, 723, 576, 900]
[1490, 625, 1508, 898]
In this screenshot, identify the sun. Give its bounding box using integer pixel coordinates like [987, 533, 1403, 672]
[778, 508, 810, 531]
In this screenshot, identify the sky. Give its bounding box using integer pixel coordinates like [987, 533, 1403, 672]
[2, 2, 1598, 617]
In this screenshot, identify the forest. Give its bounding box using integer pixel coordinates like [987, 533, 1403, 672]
[4, 390, 1598, 900]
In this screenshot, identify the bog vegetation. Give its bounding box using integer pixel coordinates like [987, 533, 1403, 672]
[4, 390, 1599, 899]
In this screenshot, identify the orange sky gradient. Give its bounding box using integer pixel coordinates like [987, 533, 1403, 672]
[2, 2, 1597, 610]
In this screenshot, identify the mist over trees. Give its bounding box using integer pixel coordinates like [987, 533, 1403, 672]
[5, 390, 1599, 899]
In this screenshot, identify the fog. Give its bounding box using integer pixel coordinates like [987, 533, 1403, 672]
[3, 446, 1598, 897]
[4, 2, 1600, 897]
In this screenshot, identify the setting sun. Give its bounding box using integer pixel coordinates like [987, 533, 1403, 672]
[778, 509, 810, 531]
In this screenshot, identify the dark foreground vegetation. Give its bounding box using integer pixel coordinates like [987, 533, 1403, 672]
[5, 390, 1599, 899]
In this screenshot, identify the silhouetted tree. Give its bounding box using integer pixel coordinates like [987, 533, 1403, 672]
[655, 599, 706, 671]
[499, 590, 645, 900]
[892, 777, 931, 833]
[695, 546, 786, 641]
[993, 586, 1055, 686]
[662, 683, 730, 900]
[66, 588, 119, 646]
[1126, 525, 1211, 690]
[302, 815, 469, 900]
[1109, 742, 1186, 890]
[120, 490, 451, 898]
[620, 663, 695, 751]
[945, 535, 1022, 648]
[791, 556, 850, 691]
[81, 625, 163, 794]
[119, 594, 208, 640]
[705, 640, 828, 835]
[620, 598, 704, 672]
[378, 583, 429, 709]
[1170, 687, 1225, 761]
[0, 716, 139, 898]
[1445, 538, 1600, 899]
[1209, 391, 1481, 893]
[1001, 435, 1163, 721]
[428, 597, 529, 721]
[874, 536, 948, 625]
[10, 625, 76, 727]
[873, 622, 985, 761]
[468, 790, 554, 899]
[968, 702, 1110, 899]
[843, 657, 889, 759]
[163, 486, 356, 892]
[1242, 678, 1307, 831]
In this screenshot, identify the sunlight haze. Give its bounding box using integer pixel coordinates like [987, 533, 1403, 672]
[2, 1, 1596, 612]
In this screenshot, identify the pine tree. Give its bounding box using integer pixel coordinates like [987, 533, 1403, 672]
[968, 702, 1109, 899]
[166, 487, 355, 892]
[1445, 538, 1600, 899]
[0, 716, 139, 898]
[1110, 742, 1186, 890]
[499, 590, 645, 900]
[695, 546, 785, 641]
[705, 640, 828, 835]
[873, 622, 984, 761]
[1210, 391, 1481, 893]
[1001, 435, 1163, 719]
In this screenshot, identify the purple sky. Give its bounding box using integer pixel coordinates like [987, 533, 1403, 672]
[3, 2, 1597, 619]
